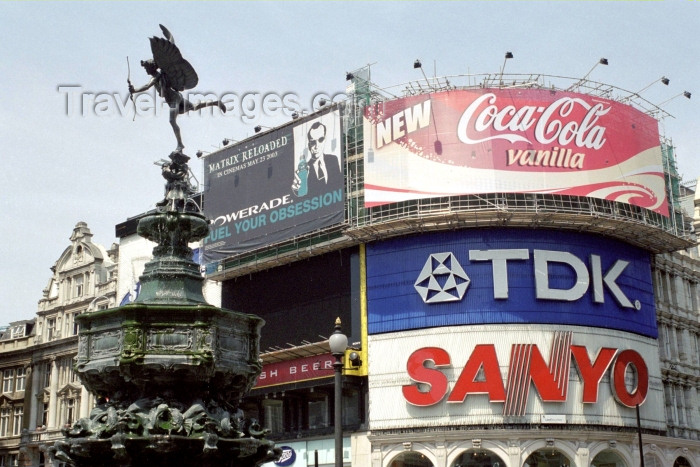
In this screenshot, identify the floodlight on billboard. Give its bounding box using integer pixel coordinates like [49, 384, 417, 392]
[202, 108, 344, 264]
[363, 89, 668, 216]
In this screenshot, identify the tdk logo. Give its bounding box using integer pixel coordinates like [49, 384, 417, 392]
[414, 249, 639, 309]
[414, 253, 470, 303]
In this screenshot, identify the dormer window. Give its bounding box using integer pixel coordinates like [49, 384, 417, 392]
[10, 325, 24, 339]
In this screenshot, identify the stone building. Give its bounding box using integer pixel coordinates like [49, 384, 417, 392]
[0, 222, 118, 467]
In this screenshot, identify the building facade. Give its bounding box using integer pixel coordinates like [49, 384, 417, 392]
[0, 222, 118, 467]
[199, 73, 700, 467]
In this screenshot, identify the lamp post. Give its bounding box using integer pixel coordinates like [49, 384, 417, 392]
[657, 91, 692, 107]
[499, 51, 513, 84]
[329, 317, 348, 467]
[568, 57, 608, 91]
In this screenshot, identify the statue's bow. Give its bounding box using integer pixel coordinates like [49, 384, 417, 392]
[127, 56, 135, 121]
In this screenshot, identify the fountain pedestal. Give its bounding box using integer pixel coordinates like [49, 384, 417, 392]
[52, 153, 280, 467]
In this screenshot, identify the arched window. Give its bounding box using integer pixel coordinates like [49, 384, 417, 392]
[673, 456, 692, 467]
[389, 451, 434, 467]
[452, 449, 506, 467]
[75, 245, 84, 261]
[523, 449, 571, 467]
[591, 449, 628, 467]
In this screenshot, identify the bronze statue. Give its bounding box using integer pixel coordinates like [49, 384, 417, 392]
[129, 24, 226, 152]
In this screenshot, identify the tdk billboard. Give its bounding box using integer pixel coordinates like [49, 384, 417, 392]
[366, 229, 656, 338]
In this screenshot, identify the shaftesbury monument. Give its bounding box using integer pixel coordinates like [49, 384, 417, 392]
[51, 26, 281, 467]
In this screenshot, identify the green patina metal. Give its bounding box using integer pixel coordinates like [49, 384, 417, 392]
[52, 25, 281, 465]
[53, 150, 280, 466]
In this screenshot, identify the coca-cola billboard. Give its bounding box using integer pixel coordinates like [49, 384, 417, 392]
[363, 89, 668, 216]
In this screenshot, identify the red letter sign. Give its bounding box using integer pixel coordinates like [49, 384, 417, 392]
[403, 347, 450, 406]
[611, 349, 649, 407]
[448, 344, 506, 403]
[571, 346, 617, 403]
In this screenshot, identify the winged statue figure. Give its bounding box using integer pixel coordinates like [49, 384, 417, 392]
[129, 24, 226, 152]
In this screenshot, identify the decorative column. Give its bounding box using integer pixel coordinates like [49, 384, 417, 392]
[47, 359, 58, 428]
[433, 440, 447, 467]
[679, 328, 690, 362]
[575, 445, 589, 467]
[79, 386, 90, 418]
[507, 439, 521, 467]
[28, 364, 40, 430]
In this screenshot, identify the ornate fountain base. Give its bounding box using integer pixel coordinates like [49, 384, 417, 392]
[53, 207, 280, 466]
[54, 429, 278, 467]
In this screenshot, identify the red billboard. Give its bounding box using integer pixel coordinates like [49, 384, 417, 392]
[254, 353, 335, 389]
[363, 89, 668, 216]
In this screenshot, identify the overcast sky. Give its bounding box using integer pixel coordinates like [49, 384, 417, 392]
[1, 1, 698, 326]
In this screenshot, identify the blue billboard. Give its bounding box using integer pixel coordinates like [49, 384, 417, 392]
[202, 108, 344, 264]
[366, 229, 657, 338]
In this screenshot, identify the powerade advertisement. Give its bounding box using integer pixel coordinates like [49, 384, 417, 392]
[363, 88, 668, 216]
[366, 229, 657, 338]
[203, 109, 344, 263]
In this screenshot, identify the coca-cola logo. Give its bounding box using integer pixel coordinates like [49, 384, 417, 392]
[457, 93, 610, 149]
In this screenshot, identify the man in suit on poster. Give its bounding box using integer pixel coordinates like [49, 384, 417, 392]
[292, 121, 341, 197]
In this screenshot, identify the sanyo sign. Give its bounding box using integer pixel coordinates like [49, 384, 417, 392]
[367, 326, 666, 431]
[366, 229, 657, 338]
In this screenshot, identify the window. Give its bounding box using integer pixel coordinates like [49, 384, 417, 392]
[342, 387, 361, 426]
[73, 313, 80, 336]
[307, 393, 328, 429]
[10, 325, 24, 339]
[2, 370, 13, 393]
[49, 279, 59, 298]
[262, 399, 283, 434]
[43, 362, 52, 388]
[75, 275, 84, 297]
[14, 368, 25, 392]
[47, 317, 57, 341]
[12, 406, 22, 436]
[58, 357, 75, 386]
[0, 407, 10, 437]
[64, 398, 75, 426]
[41, 403, 49, 428]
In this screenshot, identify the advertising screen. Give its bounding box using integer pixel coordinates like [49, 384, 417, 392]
[366, 229, 657, 338]
[363, 89, 667, 216]
[203, 109, 344, 262]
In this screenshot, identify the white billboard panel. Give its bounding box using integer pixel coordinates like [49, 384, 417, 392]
[368, 325, 664, 431]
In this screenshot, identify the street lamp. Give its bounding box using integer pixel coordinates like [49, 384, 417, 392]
[329, 317, 348, 467]
[657, 91, 692, 107]
[568, 57, 608, 91]
[499, 51, 513, 85]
